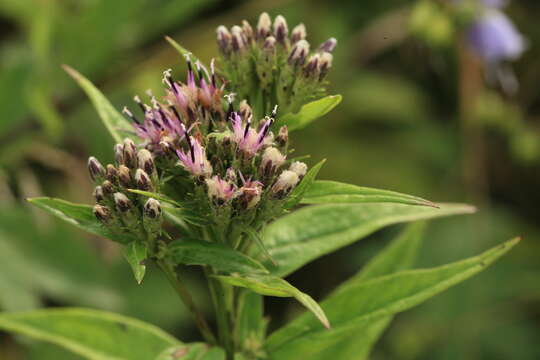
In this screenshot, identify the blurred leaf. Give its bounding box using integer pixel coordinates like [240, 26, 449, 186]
[277, 95, 342, 131]
[235, 291, 265, 351]
[62, 65, 136, 144]
[266, 238, 520, 358]
[123, 241, 148, 284]
[157, 343, 225, 360]
[127, 189, 181, 207]
[163, 205, 212, 227]
[263, 203, 475, 277]
[169, 240, 268, 274]
[0, 308, 180, 360]
[28, 197, 136, 244]
[301, 180, 437, 207]
[165, 36, 204, 67]
[284, 159, 326, 209]
[214, 274, 330, 329]
[27, 86, 64, 141]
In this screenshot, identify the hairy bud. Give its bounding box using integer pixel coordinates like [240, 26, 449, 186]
[122, 138, 137, 168]
[135, 168, 152, 191]
[242, 20, 254, 43]
[276, 125, 289, 148]
[101, 180, 114, 196]
[261, 147, 286, 177]
[319, 52, 333, 78]
[137, 149, 155, 175]
[118, 165, 132, 187]
[217, 25, 232, 55]
[318, 37, 337, 53]
[88, 157, 105, 182]
[257, 12, 272, 40]
[93, 204, 111, 223]
[273, 15, 289, 45]
[263, 36, 276, 52]
[231, 26, 245, 52]
[289, 161, 308, 178]
[143, 198, 162, 219]
[288, 40, 310, 66]
[93, 186, 105, 203]
[106, 164, 118, 182]
[113, 192, 132, 212]
[291, 23, 307, 43]
[114, 144, 124, 165]
[237, 182, 263, 210]
[272, 170, 300, 198]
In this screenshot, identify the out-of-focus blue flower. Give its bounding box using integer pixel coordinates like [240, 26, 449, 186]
[468, 9, 525, 63]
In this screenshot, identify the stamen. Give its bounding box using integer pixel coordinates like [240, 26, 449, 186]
[271, 105, 278, 118]
[210, 59, 217, 88]
[133, 95, 146, 114]
[122, 106, 140, 124]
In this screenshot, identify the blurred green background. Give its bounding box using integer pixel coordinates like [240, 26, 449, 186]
[1, 0, 539, 359]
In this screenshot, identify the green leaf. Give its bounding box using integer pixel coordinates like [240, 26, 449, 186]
[284, 159, 326, 209]
[304, 222, 427, 360]
[263, 202, 475, 277]
[163, 205, 211, 227]
[0, 308, 180, 360]
[235, 291, 265, 351]
[301, 180, 437, 207]
[157, 343, 225, 360]
[127, 189, 181, 207]
[276, 95, 342, 131]
[27, 197, 136, 244]
[62, 65, 136, 144]
[165, 36, 204, 68]
[214, 274, 329, 329]
[169, 240, 268, 274]
[266, 238, 520, 358]
[123, 241, 148, 284]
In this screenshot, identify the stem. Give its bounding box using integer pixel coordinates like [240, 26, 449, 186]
[205, 267, 234, 360]
[157, 259, 217, 345]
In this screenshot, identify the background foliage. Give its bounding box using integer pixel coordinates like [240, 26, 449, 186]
[0, 0, 539, 359]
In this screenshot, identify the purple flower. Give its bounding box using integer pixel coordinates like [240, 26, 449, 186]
[230, 112, 274, 157]
[468, 9, 525, 63]
[176, 136, 212, 177]
[205, 175, 237, 202]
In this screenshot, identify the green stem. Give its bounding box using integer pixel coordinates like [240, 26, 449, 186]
[205, 267, 234, 360]
[157, 259, 217, 345]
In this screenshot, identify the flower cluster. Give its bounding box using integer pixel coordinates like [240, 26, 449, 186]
[216, 12, 337, 116]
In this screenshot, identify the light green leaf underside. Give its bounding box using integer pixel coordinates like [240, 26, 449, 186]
[168, 240, 268, 274]
[304, 222, 427, 360]
[301, 180, 437, 207]
[27, 197, 136, 244]
[62, 65, 136, 144]
[123, 241, 147, 284]
[266, 238, 520, 358]
[157, 343, 225, 360]
[277, 95, 342, 131]
[263, 202, 475, 277]
[284, 159, 326, 209]
[214, 274, 329, 329]
[0, 308, 180, 360]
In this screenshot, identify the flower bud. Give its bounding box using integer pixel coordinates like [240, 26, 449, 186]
[272, 170, 300, 198]
[118, 165, 132, 187]
[102, 180, 114, 195]
[225, 168, 237, 183]
[239, 100, 253, 121]
[237, 181, 263, 210]
[93, 186, 105, 203]
[88, 157, 105, 182]
[242, 20, 254, 44]
[135, 168, 152, 191]
[205, 175, 236, 205]
[257, 12, 272, 40]
[276, 125, 288, 148]
[261, 147, 286, 177]
[289, 161, 308, 178]
[263, 36, 276, 52]
[231, 25, 245, 52]
[304, 53, 320, 78]
[114, 144, 124, 165]
[93, 204, 111, 223]
[291, 23, 307, 43]
[143, 198, 162, 219]
[122, 138, 137, 168]
[273, 15, 288, 45]
[113, 192, 132, 213]
[106, 164, 118, 182]
[217, 25, 232, 55]
[137, 149, 155, 175]
[318, 37, 337, 53]
[318, 52, 333, 78]
[288, 40, 310, 66]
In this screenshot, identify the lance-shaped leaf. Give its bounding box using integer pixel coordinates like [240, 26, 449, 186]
[266, 238, 520, 358]
[62, 65, 136, 144]
[276, 95, 342, 131]
[235, 291, 266, 351]
[214, 274, 329, 329]
[128, 189, 181, 207]
[263, 202, 475, 277]
[169, 240, 268, 274]
[284, 159, 326, 209]
[301, 180, 437, 207]
[123, 241, 148, 284]
[304, 222, 427, 360]
[0, 308, 180, 360]
[27, 197, 136, 244]
[157, 343, 225, 360]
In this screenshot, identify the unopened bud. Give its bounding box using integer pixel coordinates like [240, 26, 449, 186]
[225, 168, 237, 183]
[263, 36, 276, 52]
[304, 53, 320, 77]
[102, 180, 114, 195]
[319, 52, 333, 78]
[276, 126, 289, 148]
[242, 20, 254, 43]
[291, 23, 307, 43]
[289, 161, 308, 178]
[239, 100, 252, 121]
[273, 15, 288, 45]
[113, 192, 132, 212]
[93, 186, 105, 203]
[118, 165, 132, 187]
[135, 169, 152, 191]
[288, 39, 310, 66]
[318, 37, 337, 53]
[114, 144, 124, 165]
[261, 147, 286, 177]
[93, 204, 111, 223]
[217, 25, 232, 55]
[238, 184, 262, 210]
[257, 12, 272, 40]
[122, 138, 137, 168]
[143, 198, 162, 219]
[137, 149, 154, 175]
[231, 26, 245, 52]
[106, 164, 118, 182]
[88, 157, 105, 182]
[272, 170, 300, 198]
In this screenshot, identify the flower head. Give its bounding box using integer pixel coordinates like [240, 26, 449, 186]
[176, 136, 213, 177]
[206, 175, 237, 204]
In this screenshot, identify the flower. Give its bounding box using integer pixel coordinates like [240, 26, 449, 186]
[206, 175, 237, 204]
[230, 112, 274, 157]
[176, 136, 213, 177]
